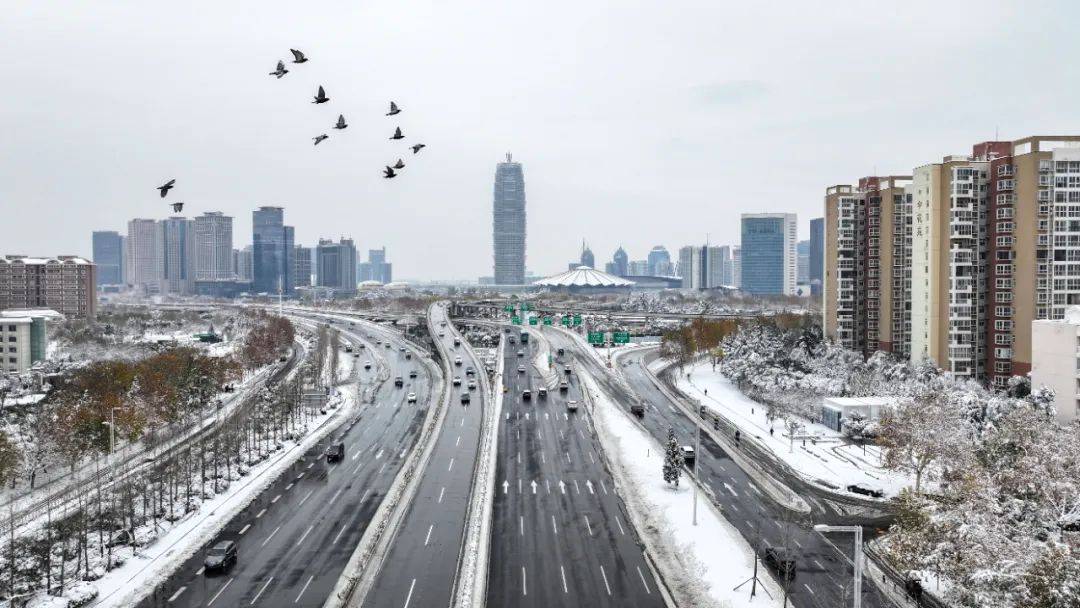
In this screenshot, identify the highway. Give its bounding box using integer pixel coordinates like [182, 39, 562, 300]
[136, 314, 437, 607]
[542, 328, 892, 608]
[361, 304, 485, 608]
[486, 328, 664, 608]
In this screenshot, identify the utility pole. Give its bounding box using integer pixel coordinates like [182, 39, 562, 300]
[692, 425, 700, 526]
[813, 524, 864, 608]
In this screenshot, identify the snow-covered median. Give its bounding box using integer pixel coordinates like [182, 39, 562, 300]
[581, 371, 784, 608]
[675, 360, 912, 498]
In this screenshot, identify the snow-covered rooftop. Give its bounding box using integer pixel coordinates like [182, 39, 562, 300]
[1, 255, 91, 265]
[533, 266, 635, 288]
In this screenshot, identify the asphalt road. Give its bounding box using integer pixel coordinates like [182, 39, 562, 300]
[361, 305, 485, 608]
[542, 329, 892, 608]
[485, 329, 664, 608]
[136, 315, 434, 608]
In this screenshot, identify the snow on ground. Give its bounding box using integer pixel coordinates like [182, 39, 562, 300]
[583, 371, 784, 608]
[675, 360, 912, 498]
[84, 387, 357, 608]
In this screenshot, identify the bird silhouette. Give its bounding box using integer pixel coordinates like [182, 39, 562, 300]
[383, 166, 397, 179]
[333, 115, 348, 130]
[386, 101, 401, 116]
[269, 60, 288, 78]
[313, 134, 329, 146]
[170, 202, 184, 213]
[411, 143, 426, 154]
[290, 49, 308, 64]
[157, 179, 175, 198]
[389, 127, 404, 140]
[393, 159, 405, 169]
[312, 86, 329, 104]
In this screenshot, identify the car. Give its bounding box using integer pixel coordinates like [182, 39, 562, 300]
[453, 376, 462, 386]
[467, 379, 477, 389]
[345, 346, 353, 353]
[522, 389, 532, 400]
[564, 365, 572, 375]
[517, 350, 524, 357]
[454, 356, 463, 366]
[465, 367, 475, 376]
[509, 337, 516, 344]
[846, 484, 885, 498]
[409, 370, 418, 378]
[376, 340, 382, 345]
[537, 387, 548, 398]
[557, 347, 565, 356]
[407, 392, 417, 403]
[326, 442, 345, 463]
[763, 547, 797, 580]
[461, 392, 471, 404]
[364, 361, 372, 369]
[559, 381, 568, 391]
[517, 365, 526, 373]
[504, 327, 511, 333]
[453, 337, 461, 346]
[631, 402, 645, 417]
[204, 541, 237, 572]
[405, 352, 412, 360]
[399, 346, 405, 352]
[394, 377, 404, 387]
[386, 343, 392, 349]
[566, 400, 579, 412]
[680, 445, 696, 466]
[353, 353, 360, 358]
[278, 355, 288, 362]
[438, 332, 445, 338]
[359, 343, 366, 349]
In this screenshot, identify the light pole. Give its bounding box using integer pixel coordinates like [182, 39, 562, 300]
[692, 425, 700, 526]
[813, 524, 864, 608]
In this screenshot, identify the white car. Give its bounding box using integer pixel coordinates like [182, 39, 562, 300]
[467, 379, 477, 390]
[566, 400, 579, 412]
[364, 361, 372, 369]
[407, 392, 417, 403]
[517, 365, 526, 373]
[453, 377, 462, 386]
[455, 356, 463, 366]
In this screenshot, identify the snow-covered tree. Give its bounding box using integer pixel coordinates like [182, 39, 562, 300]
[662, 427, 683, 487]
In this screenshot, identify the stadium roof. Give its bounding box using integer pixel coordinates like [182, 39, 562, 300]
[532, 266, 635, 288]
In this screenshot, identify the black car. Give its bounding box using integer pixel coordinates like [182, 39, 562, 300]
[204, 540, 237, 572]
[557, 348, 565, 356]
[409, 370, 418, 378]
[461, 392, 471, 404]
[763, 547, 796, 580]
[394, 377, 404, 387]
[847, 484, 885, 498]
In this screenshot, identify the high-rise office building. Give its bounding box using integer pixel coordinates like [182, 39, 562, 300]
[233, 246, 254, 282]
[359, 247, 393, 284]
[92, 231, 124, 286]
[797, 240, 810, 284]
[580, 243, 595, 269]
[492, 153, 526, 285]
[158, 217, 195, 295]
[252, 206, 295, 295]
[193, 212, 233, 281]
[294, 246, 312, 288]
[678, 245, 700, 289]
[0, 255, 96, 318]
[809, 218, 824, 296]
[732, 247, 741, 289]
[707, 245, 731, 287]
[611, 247, 628, 277]
[647, 246, 671, 276]
[316, 238, 357, 294]
[740, 213, 797, 296]
[126, 218, 161, 294]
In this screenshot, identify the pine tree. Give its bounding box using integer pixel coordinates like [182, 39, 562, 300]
[663, 427, 683, 487]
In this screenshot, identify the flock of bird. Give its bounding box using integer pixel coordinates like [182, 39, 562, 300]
[157, 47, 424, 212]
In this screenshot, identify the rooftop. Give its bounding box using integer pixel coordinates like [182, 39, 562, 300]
[533, 266, 635, 288]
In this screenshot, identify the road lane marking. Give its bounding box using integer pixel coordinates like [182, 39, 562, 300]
[207, 578, 233, 605]
[637, 566, 652, 593]
[717, 464, 726, 471]
[746, 520, 754, 528]
[600, 479, 609, 494]
[615, 516, 626, 535]
[730, 504, 739, 512]
[297, 472, 305, 480]
[723, 483, 738, 497]
[814, 559, 824, 569]
[585, 515, 593, 535]
[566, 451, 571, 464]
[578, 428, 585, 440]
[589, 451, 595, 463]
[307, 461, 314, 469]
[403, 579, 417, 608]
[804, 584, 815, 595]
[448, 458, 455, 472]
[541, 451, 546, 464]
[271, 494, 281, 504]
[352, 449, 363, 460]
[285, 483, 294, 491]
[425, 524, 434, 546]
[353, 462, 363, 474]
[455, 435, 460, 447]
[333, 523, 348, 545]
[461, 417, 465, 427]
[361, 489, 371, 503]
[560, 564, 568, 593]
[239, 524, 251, 536]
[793, 539, 802, 549]
[195, 567, 205, 575]
[552, 515, 558, 535]
[516, 452, 520, 465]
[600, 565, 612, 595]
[298, 489, 314, 506]
[167, 586, 186, 602]
[545, 479, 550, 493]
[261, 525, 281, 547]
[297, 524, 314, 546]
[250, 577, 273, 605]
[438, 487, 445, 503]
[256, 508, 266, 518]
[379, 462, 387, 475]
[573, 479, 580, 494]
[330, 487, 344, 504]
[774, 520, 782, 529]
[520, 516, 524, 536]
[522, 566, 527, 596]
[294, 574, 314, 603]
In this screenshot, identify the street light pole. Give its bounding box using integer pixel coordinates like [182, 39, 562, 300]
[692, 425, 700, 526]
[813, 524, 864, 608]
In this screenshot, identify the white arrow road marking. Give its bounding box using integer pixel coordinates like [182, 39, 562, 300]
[502, 480, 509, 494]
[531, 480, 538, 494]
[375, 449, 384, 460]
[586, 480, 594, 494]
[525, 413, 530, 420]
[559, 480, 566, 494]
[250, 577, 273, 605]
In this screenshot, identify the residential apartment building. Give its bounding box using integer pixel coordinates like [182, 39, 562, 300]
[193, 212, 233, 281]
[316, 238, 357, 295]
[0, 310, 52, 372]
[294, 245, 312, 288]
[0, 256, 96, 318]
[126, 218, 161, 295]
[159, 217, 195, 295]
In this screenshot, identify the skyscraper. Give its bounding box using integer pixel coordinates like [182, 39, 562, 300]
[316, 238, 357, 294]
[193, 212, 233, 281]
[126, 218, 161, 294]
[492, 153, 526, 285]
[359, 247, 393, 283]
[580, 242, 595, 269]
[611, 247, 628, 277]
[740, 213, 797, 295]
[797, 240, 810, 284]
[233, 246, 254, 281]
[647, 246, 671, 276]
[294, 245, 312, 288]
[252, 206, 295, 295]
[92, 231, 124, 286]
[732, 247, 741, 288]
[158, 217, 195, 295]
[809, 217, 824, 296]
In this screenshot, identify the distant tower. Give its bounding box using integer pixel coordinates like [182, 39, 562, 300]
[580, 240, 595, 269]
[492, 153, 526, 284]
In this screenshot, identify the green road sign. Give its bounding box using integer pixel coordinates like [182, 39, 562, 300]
[528, 317, 538, 325]
[587, 332, 605, 345]
[511, 316, 521, 325]
[504, 304, 514, 312]
[561, 316, 571, 326]
[543, 317, 553, 326]
[613, 331, 631, 344]
[521, 303, 531, 312]
[573, 315, 582, 326]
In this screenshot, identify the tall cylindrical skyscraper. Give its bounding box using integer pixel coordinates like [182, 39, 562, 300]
[492, 153, 526, 285]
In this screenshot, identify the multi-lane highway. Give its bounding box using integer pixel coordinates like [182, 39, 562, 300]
[542, 328, 892, 608]
[361, 304, 486, 608]
[486, 328, 664, 608]
[136, 313, 438, 607]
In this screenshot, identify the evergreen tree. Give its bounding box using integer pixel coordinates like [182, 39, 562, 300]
[662, 427, 683, 487]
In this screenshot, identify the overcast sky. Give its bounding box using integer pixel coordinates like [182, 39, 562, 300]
[2, 1, 1077, 281]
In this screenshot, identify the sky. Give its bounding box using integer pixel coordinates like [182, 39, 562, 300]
[2, 0, 1078, 282]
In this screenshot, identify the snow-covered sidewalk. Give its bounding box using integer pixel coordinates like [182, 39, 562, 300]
[582, 371, 784, 608]
[675, 360, 912, 498]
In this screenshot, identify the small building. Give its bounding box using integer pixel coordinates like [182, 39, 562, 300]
[820, 397, 893, 432]
[0, 309, 58, 373]
[1031, 306, 1080, 423]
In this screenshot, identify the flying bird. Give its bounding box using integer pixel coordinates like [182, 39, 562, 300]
[411, 143, 426, 154]
[386, 102, 401, 116]
[389, 127, 404, 140]
[290, 49, 308, 64]
[170, 202, 184, 213]
[269, 60, 288, 78]
[393, 159, 405, 169]
[157, 179, 175, 198]
[383, 166, 397, 179]
[333, 114, 348, 130]
[312, 86, 329, 104]
[313, 134, 329, 146]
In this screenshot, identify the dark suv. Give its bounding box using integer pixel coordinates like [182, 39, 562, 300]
[204, 540, 237, 572]
[763, 547, 796, 580]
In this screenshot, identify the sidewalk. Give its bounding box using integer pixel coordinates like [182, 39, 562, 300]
[675, 360, 911, 499]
